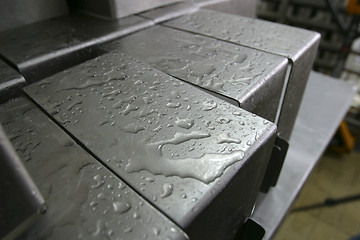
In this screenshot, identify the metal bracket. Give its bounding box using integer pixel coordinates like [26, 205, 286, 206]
[238, 218, 265, 240]
[260, 135, 289, 193]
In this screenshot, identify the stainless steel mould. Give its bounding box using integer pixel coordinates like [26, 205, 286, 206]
[71, 0, 182, 19]
[101, 25, 288, 123]
[0, 13, 153, 82]
[138, 0, 257, 22]
[0, 59, 26, 103]
[138, 2, 199, 24]
[24, 52, 277, 240]
[0, 1, 321, 238]
[0, 125, 44, 240]
[0, 97, 188, 240]
[163, 9, 321, 141]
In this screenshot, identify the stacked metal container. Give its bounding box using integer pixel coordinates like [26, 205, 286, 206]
[0, 1, 320, 239]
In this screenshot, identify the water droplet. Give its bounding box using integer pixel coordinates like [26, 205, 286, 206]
[175, 117, 194, 129]
[153, 227, 161, 236]
[152, 125, 162, 132]
[166, 102, 181, 108]
[118, 182, 126, 190]
[192, 206, 199, 212]
[145, 177, 155, 182]
[255, 132, 261, 141]
[66, 100, 83, 111]
[215, 116, 231, 124]
[92, 174, 104, 189]
[113, 201, 131, 214]
[97, 192, 106, 200]
[202, 100, 217, 111]
[171, 90, 181, 99]
[98, 119, 110, 126]
[161, 183, 173, 198]
[123, 123, 146, 134]
[120, 104, 139, 115]
[107, 229, 114, 237]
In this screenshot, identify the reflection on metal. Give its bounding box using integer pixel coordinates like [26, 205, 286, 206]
[0, 1, 323, 237]
[71, 0, 182, 19]
[0, 59, 26, 103]
[0, 97, 188, 240]
[139, 2, 199, 24]
[189, 0, 228, 7]
[102, 25, 288, 122]
[164, 9, 321, 140]
[260, 135, 289, 193]
[24, 52, 277, 240]
[0, 14, 153, 82]
[138, 0, 257, 23]
[0, 125, 44, 240]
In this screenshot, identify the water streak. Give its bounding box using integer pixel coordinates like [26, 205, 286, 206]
[175, 117, 194, 129]
[217, 133, 241, 144]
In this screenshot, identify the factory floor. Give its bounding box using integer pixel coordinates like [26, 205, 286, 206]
[273, 149, 360, 240]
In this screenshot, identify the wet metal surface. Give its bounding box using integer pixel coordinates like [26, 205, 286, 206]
[0, 13, 153, 82]
[0, 125, 44, 240]
[138, 2, 199, 24]
[0, 97, 188, 240]
[72, 0, 182, 19]
[0, 59, 26, 103]
[189, 0, 228, 7]
[0, 0, 68, 32]
[25, 52, 277, 239]
[102, 25, 288, 122]
[164, 9, 321, 140]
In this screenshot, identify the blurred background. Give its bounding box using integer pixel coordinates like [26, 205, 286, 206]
[256, 1, 360, 239]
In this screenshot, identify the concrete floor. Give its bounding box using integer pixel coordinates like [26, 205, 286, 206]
[273, 150, 360, 240]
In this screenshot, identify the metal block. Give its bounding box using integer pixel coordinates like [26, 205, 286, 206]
[25, 52, 277, 239]
[203, 0, 257, 18]
[0, 125, 44, 240]
[0, 14, 153, 82]
[139, 2, 199, 24]
[101, 25, 288, 123]
[0, 97, 188, 240]
[190, 0, 228, 8]
[0, 60, 26, 103]
[71, 0, 182, 19]
[164, 9, 321, 140]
